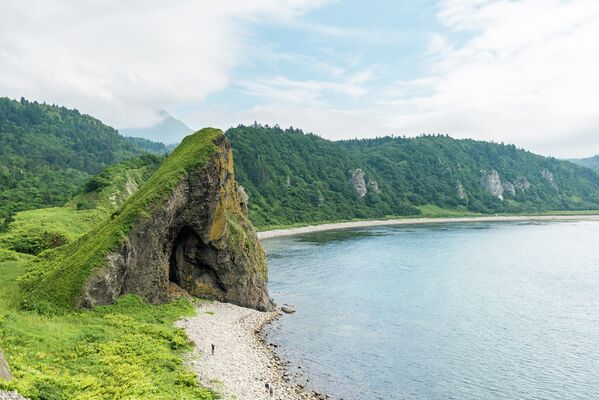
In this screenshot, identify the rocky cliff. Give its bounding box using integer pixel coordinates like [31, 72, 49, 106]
[21, 129, 272, 312]
[480, 169, 504, 200]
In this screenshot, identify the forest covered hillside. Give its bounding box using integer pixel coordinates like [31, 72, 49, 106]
[0, 97, 155, 223]
[570, 155, 599, 173]
[226, 125, 599, 228]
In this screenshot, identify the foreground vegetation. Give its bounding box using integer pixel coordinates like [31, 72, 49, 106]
[227, 124, 599, 228]
[0, 255, 214, 399]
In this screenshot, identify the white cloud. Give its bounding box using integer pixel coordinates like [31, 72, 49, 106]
[382, 0, 599, 157]
[0, 0, 327, 128]
[242, 75, 369, 105]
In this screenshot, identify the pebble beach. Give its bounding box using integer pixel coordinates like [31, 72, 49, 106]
[177, 301, 327, 400]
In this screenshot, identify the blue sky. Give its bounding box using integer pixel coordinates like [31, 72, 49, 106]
[2, 0, 599, 157]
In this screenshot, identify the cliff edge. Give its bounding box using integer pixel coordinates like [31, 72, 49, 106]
[20, 128, 272, 312]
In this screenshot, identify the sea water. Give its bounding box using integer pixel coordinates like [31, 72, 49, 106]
[262, 221, 599, 400]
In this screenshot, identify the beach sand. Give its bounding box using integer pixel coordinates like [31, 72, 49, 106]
[257, 214, 599, 240]
[178, 301, 326, 400]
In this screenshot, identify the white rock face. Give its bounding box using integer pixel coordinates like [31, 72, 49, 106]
[540, 169, 558, 190]
[480, 169, 504, 200]
[350, 168, 368, 197]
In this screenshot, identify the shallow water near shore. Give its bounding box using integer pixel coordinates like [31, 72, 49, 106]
[262, 221, 599, 400]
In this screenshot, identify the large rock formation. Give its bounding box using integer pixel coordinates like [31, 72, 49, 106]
[79, 130, 272, 311]
[541, 168, 558, 190]
[350, 168, 368, 197]
[480, 169, 504, 200]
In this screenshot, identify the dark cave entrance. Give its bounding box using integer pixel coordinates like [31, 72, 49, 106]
[169, 227, 226, 294]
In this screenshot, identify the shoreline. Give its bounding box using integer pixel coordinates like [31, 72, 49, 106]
[257, 214, 599, 240]
[177, 301, 328, 400]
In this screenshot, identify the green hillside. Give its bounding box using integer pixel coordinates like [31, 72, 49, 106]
[570, 155, 599, 173]
[0, 97, 152, 224]
[226, 125, 599, 228]
[0, 155, 161, 256]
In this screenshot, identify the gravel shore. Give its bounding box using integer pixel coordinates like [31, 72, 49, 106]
[0, 392, 27, 400]
[178, 302, 327, 400]
[257, 214, 599, 239]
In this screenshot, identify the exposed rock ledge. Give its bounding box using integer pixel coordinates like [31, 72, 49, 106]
[82, 130, 273, 311]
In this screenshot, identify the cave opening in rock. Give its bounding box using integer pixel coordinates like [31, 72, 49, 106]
[169, 226, 226, 294]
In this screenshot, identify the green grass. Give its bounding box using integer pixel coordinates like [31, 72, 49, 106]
[0, 258, 215, 400]
[0, 155, 161, 256]
[0, 207, 106, 255]
[19, 128, 222, 312]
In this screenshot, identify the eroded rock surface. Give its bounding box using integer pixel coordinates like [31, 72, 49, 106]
[82, 134, 273, 311]
[480, 169, 504, 200]
[541, 169, 558, 190]
[350, 168, 367, 197]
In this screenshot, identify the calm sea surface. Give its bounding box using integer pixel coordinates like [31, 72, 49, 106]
[262, 221, 599, 400]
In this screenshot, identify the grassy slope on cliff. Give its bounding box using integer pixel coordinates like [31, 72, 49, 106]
[0, 97, 154, 221]
[226, 125, 599, 228]
[19, 128, 221, 312]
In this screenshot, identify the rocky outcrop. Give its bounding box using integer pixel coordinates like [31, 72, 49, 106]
[0, 348, 11, 381]
[514, 177, 531, 193]
[502, 181, 516, 197]
[541, 169, 558, 190]
[237, 185, 249, 213]
[350, 169, 367, 197]
[368, 180, 382, 194]
[82, 131, 272, 311]
[480, 169, 504, 200]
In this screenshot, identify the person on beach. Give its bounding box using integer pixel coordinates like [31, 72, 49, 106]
[211, 343, 215, 355]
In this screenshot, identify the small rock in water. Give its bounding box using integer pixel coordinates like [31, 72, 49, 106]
[281, 306, 296, 314]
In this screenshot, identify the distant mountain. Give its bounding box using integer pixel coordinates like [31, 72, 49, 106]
[0, 97, 151, 221]
[119, 110, 193, 144]
[570, 155, 599, 173]
[227, 125, 599, 228]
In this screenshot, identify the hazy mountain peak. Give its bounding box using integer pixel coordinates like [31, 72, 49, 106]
[119, 111, 192, 144]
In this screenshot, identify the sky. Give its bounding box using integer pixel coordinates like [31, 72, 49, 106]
[1, 0, 599, 158]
